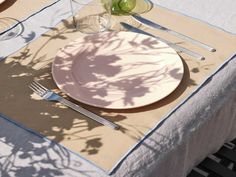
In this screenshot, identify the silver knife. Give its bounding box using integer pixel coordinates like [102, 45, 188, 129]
[121, 22, 205, 60]
[132, 15, 216, 52]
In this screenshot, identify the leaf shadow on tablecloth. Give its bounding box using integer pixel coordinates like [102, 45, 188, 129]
[0, 18, 201, 173]
[0, 115, 101, 177]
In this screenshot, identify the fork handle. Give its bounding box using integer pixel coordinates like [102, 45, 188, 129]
[59, 98, 120, 130]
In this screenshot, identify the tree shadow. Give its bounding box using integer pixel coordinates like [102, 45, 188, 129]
[0, 16, 197, 172]
[52, 31, 185, 109]
[0, 19, 128, 159]
[107, 58, 195, 113]
[0, 115, 99, 177]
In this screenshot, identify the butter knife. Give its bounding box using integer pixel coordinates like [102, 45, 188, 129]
[132, 15, 216, 52]
[121, 22, 205, 60]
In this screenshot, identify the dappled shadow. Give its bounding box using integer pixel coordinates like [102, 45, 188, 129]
[0, 17, 24, 41]
[0, 115, 98, 177]
[0, 16, 197, 171]
[23, 31, 36, 43]
[108, 58, 193, 113]
[1, 0, 235, 174]
[0, 19, 127, 159]
[53, 31, 184, 109]
[0, 17, 193, 155]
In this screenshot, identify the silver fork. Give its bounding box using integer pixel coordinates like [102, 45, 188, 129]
[29, 81, 120, 130]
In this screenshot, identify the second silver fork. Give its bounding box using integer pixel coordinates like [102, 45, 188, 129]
[29, 81, 120, 130]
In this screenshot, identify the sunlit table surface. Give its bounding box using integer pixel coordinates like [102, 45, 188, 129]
[0, 0, 236, 177]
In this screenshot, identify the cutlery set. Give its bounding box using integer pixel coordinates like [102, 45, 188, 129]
[132, 15, 216, 52]
[121, 22, 206, 60]
[29, 15, 215, 130]
[122, 15, 216, 60]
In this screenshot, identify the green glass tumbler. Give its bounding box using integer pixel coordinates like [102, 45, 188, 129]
[111, 0, 136, 15]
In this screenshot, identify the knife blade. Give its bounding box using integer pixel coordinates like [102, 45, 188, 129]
[132, 15, 216, 52]
[121, 22, 205, 60]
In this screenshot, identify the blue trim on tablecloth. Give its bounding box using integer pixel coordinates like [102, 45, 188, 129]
[0, 0, 83, 60]
[0, 113, 108, 174]
[0, 0, 61, 36]
[107, 3, 236, 172]
[109, 51, 236, 174]
[1, 52, 235, 176]
[1, 1, 236, 175]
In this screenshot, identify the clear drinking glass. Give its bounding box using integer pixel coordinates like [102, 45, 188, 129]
[70, 0, 112, 34]
[0, 17, 23, 41]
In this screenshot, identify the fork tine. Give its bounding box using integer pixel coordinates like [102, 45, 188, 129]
[30, 83, 45, 95]
[31, 82, 45, 93]
[29, 85, 42, 96]
[29, 85, 37, 92]
[33, 81, 47, 91]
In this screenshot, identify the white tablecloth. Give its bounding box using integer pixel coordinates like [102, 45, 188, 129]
[0, 0, 236, 177]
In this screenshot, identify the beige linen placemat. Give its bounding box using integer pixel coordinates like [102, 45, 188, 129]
[1, 5, 236, 172]
[0, 0, 55, 20]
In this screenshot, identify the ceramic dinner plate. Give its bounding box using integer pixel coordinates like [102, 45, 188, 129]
[52, 31, 184, 109]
